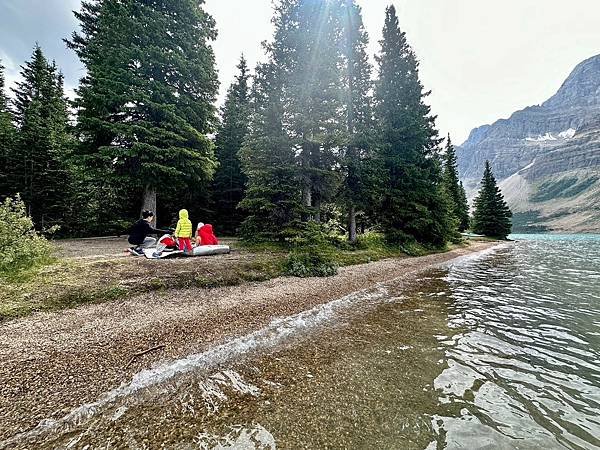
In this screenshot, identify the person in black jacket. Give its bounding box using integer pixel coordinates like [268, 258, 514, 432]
[128, 210, 169, 256]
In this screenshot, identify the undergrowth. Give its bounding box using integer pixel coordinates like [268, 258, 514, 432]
[0, 196, 55, 280]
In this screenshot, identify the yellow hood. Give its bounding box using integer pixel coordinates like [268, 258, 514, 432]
[179, 209, 189, 220]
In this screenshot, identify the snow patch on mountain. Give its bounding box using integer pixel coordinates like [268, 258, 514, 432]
[525, 128, 576, 142]
[558, 128, 577, 139]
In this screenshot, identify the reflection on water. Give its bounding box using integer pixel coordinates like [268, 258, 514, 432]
[5, 235, 600, 449]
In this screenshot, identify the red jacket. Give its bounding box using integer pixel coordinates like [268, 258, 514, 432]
[198, 224, 219, 246]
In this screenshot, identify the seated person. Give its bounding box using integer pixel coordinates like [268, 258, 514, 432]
[127, 210, 169, 256]
[195, 222, 219, 246]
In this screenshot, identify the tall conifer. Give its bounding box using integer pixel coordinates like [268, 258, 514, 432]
[284, 0, 345, 221]
[67, 0, 219, 225]
[374, 6, 452, 246]
[338, 0, 378, 242]
[0, 61, 16, 199]
[472, 161, 512, 239]
[239, 62, 301, 240]
[459, 181, 469, 227]
[240, 0, 347, 237]
[9, 45, 72, 229]
[443, 134, 470, 231]
[211, 56, 251, 235]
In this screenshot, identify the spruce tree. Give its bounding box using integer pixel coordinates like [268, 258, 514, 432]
[211, 56, 251, 235]
[337, 0, 378, 242]
[0, 61, 16, 199]
[459, 181, 469, 227]
[238, 62, 301, 240]
[67, 0, 219, 226]
[374, 6, 452, 246]
[9, 45, 73, 229]
[443, 134, 470, 231]
[472, 161, 512, 239]
[239, 0, 347, 238]
[284, 0, 345, 222]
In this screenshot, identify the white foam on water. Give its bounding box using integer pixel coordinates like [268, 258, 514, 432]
[179, 369, 262, 415]
[558, 128, 576, 139]
[442, 242, 510, 269]
[111, 406, 128, 422]
[199, 377, 229, 413]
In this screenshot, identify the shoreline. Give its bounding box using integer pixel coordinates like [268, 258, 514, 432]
[0, 240, 499, 441]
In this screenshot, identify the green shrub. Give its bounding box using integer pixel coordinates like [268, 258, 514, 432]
[0, 195, 54, 277]
[285, 249, 338, 277]
[284, 222, 339, 277]
[354, 231, 387, 250]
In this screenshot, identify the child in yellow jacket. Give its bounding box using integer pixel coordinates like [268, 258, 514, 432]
[175, 209, 193, 253]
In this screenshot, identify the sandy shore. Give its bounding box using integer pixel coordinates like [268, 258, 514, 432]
[0, 241, 498, 440]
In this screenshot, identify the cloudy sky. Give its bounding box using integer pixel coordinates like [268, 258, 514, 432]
[1, 0, 599, 143]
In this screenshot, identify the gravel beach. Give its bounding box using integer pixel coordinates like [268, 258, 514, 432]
[0, 240, 498, 441]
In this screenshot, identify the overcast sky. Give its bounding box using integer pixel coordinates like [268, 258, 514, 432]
[1, 0, 599, 144]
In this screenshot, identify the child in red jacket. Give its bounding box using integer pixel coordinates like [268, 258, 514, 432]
[195, 223, 219, 246]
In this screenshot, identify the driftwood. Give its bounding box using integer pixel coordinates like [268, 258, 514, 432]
[125, 344, 165, 369]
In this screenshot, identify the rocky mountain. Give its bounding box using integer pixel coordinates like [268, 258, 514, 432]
[457, 54, 600, 233]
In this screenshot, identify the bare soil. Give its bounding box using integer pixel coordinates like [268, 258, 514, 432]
[0, 240, 497, 441]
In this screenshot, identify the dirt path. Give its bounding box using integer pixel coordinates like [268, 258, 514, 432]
[0, 241, 498, 441]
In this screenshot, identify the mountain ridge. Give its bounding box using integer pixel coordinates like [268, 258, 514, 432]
[457, 54, 600, 233]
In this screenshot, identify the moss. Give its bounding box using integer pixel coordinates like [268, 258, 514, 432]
[148, 278, 167, 291]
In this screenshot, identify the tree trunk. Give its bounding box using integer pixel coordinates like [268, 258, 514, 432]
[313, 196, 321, 223]
[301, 137, 313, 222]
[302, 183, 312, 208]
[141, 184, 157, 226]
[348, 205, 357, 243]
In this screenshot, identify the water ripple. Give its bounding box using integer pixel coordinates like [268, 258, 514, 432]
[434, 235, 600, 450]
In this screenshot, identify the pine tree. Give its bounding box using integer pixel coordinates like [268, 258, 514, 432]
[239, 0, 348, 238]
[374, 6, 452, 246]
[337, 0, 378, 242]
[0, 61, 16, 198]
[472, 160, 512, 239]
[443, 134, 470, 231]
[458, 180, 469, 228]
[67, 0, 219, 226]
[9, 45, 73, 229]
[238, 62, 301, 240]
[211, 56, 251, 235]
[284, 0, 345, 222]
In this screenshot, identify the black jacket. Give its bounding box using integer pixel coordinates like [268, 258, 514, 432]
[128, 219, 166, 245]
